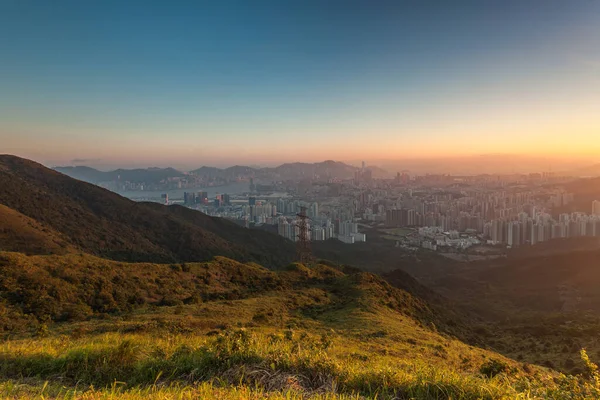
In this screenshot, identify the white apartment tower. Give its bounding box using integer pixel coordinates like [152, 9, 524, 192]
[593, 200, 600, 216]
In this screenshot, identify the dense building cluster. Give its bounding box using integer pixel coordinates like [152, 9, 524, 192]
[148, 163, 599, 251]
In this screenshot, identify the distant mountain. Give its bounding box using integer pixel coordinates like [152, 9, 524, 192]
[54, 166, 185, 184]
[58, 160, 389, 183]
[0, 155, 294, 266]
[365, 165, 389, 178]
[272, 160, 358, 179]
[190, 165, 258, 179]
[189, 165, 225, 177]
[52, 166, 108, 183]
[189, 160, 388, 180]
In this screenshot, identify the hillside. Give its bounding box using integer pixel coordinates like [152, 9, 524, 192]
[425, 249, 600, 316]
[0, 204, 73, 255]
[0, 252, 450, 334]
[0, 155, 294, 266]
[2, 251, 597, 399]
[384, 247, 600, 375]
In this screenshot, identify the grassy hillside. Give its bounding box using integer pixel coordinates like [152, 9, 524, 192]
[0, 204, 73, 255]
[0, 251, 455, 337]
[2, 252, 600, 399]
[384, 248, 600, 375]
[0, 155, 294, 266]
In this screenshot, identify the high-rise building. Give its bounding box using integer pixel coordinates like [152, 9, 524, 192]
[197, 191, 208, 204]
[386, 208, 409, 227]
[277, 198, 285, 214]
[491, 219, 509, 244]
[183, 192, 196, 205]
[530, 223, 539, 245]
[309, 202, 319, 219]
[507, 221, 521, 247]
[222, 193, 231, 206]
[593, 200, 600, 216]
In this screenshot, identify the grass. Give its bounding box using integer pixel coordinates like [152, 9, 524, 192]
[1, 328, 599, 399]
[2, 252, 600, 398]
[0, 329, 538, 399]
[0, 381, 363, 399]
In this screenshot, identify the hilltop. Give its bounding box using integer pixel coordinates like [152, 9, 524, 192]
[0, 155, 294, 266]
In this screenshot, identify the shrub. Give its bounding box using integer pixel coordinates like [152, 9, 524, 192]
[480, 359, 509, 378]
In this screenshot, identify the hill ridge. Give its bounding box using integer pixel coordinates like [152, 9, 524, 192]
[0, 155, 294, 266]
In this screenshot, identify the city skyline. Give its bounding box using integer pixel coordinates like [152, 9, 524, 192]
[2, 1, 600, 166]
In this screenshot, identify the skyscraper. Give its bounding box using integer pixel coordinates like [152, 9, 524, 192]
[197, 191, 208, 204]
[593, 200, 600, 216]
[222, 193, 231, 206]
[507, 221, 521, 247]
[183, 192, 196, 205]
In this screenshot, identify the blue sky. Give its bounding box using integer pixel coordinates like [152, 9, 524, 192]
[1, 0, 599, 168]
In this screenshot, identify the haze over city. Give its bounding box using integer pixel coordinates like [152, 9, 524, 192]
[2, 0, 599, 169]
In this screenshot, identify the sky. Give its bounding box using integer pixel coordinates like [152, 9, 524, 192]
[1, 0, 599, 169]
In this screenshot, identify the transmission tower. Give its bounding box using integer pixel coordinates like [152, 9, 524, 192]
[296, 206, 314, 266]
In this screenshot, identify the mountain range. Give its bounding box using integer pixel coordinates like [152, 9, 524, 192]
[53, 166, 186, 185]
[54, 160, 389, 184]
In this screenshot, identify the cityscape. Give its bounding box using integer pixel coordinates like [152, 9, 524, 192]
[55, 161, 600, 254]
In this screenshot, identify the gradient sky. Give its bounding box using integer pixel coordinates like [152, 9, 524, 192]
[1, 0, 599, 168]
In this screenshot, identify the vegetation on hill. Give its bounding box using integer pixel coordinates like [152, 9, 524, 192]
[0, 155, 294, 266]
[315, 224, 600, 377]
[0, 204, 73, 255]
[2, 251, 600, 399]
[0, 251, 454, 337]
[384, 247, 600, 375]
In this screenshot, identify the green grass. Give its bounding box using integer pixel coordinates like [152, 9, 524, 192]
[1, 329, 599, 399]
[2, 252, 600, 399]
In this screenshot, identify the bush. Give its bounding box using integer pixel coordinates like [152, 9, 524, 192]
[480, 359, 509, 378]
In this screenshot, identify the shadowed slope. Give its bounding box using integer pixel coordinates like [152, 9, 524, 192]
[0, 204, 73, 255]
[0, 155, 294, 266]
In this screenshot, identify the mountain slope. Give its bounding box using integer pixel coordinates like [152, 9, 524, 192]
[384, 246, 600, 374]
[0, 155, 294, 266]
[3, 251, 594, 399]
[0, 204, 73, 255]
